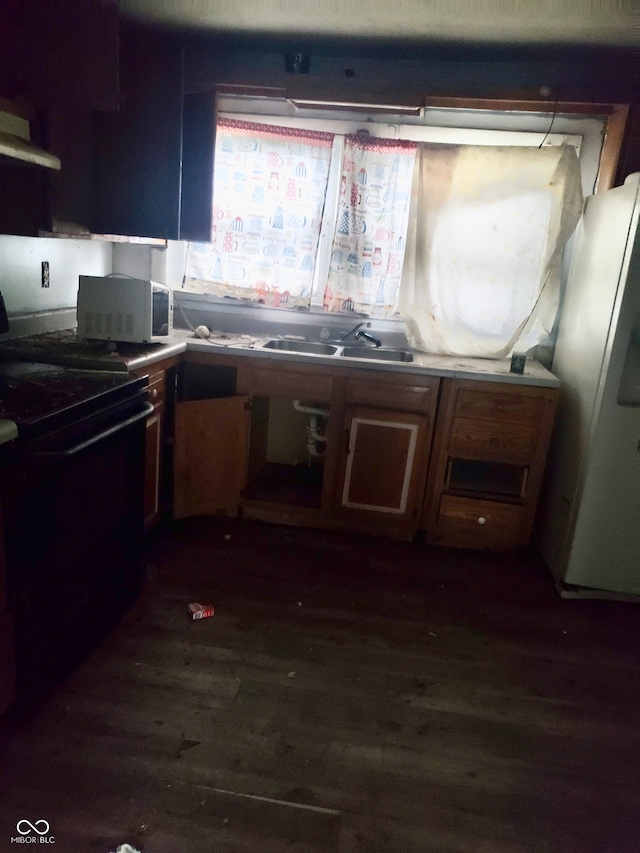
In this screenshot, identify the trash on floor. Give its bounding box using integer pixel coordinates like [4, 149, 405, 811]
[188, 602, 216, 620]
[112, 845, 141, 853]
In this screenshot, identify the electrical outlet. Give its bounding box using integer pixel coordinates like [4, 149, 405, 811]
[41, 261, 50, 288]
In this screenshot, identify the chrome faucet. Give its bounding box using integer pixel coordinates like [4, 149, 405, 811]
[355, 329, 382, 348]
[340, 321, 371, 341]
[329, 321, 382, 347]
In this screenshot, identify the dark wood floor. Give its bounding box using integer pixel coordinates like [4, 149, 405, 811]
[1, 517, 640, 853]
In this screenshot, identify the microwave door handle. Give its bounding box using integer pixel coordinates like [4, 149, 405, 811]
[32, 403, 153, 460]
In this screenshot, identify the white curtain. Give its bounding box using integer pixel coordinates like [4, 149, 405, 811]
[398, 143, 584, 357]
[184, 119, 334, 309]
[323, 135, 417, 317]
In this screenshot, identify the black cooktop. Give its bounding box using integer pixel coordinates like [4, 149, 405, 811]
[0, 361, 147, 436]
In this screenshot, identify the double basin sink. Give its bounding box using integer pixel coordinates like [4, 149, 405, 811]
[261, 339, 414, 363]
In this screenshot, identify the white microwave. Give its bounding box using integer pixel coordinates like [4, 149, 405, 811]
[77, 276, 174, 344]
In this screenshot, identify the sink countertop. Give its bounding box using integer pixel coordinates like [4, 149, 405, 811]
[0, 328, 560, 387]
[183, 330, 560, 387]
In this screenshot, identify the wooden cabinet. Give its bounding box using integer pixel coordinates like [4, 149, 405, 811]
[0, 16, 216, 240]
[172, 356, 251, 519]
[423, 379, 559, 550]
[141, 369, 165, 532]
[435, 494, 524, 551]
[246, 365, 333, 402]
[133, 358, 179, 534]
[172, 356, 441, 538]
[334, 373, 439, 535]
[16, 1, 119, 111]
[143, 407, 162, 531]
[0, 1, 119, 236]
[169, 353, 556, 547]
[174, 395, 251, 518]
[90, 23, 216, 241]
[338, 406, 431, 522]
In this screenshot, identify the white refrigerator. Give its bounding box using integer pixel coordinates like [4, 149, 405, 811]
[536, 172, 640, 599]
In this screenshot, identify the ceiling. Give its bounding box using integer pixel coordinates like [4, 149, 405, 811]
[120, 0, 640, 48]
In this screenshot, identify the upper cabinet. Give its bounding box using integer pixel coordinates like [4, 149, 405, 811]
[90, 26, 215, 241]
[90, 25, 183, 239]
[17, 0, 120, 112]
[0, 0, 120, 237]
[0, 7, 215, 241]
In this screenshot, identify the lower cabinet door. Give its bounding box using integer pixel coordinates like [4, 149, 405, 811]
[338, 406, 430, 521]
[143, 406, 162, 532]
[173, 395, 250, 519]
[432, 495, 524, 550]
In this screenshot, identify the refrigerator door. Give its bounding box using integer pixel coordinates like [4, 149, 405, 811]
[536, 174, 640, 596]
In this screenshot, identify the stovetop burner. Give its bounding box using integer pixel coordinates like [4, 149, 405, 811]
[0, 361, 147, 439]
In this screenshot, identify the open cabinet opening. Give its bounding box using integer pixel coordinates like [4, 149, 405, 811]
[245, 395, 328, 508]
[177, 362, 238, 401]
[446, 458, 528, 498]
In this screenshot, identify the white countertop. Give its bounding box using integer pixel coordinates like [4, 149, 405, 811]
[0, 327, 560, 388]
[177, 329, 560, 388]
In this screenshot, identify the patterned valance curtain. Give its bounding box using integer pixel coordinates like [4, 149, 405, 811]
[398, 143, 584, 357]
[323, 135, 417, 317]
[184, 118, 334, 309]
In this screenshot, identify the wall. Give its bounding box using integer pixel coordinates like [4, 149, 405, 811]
[0, 235, 112, 338]
[183, 37, 639, 106]
[112, 240, 187, 288]
[183, 30, 638, 186]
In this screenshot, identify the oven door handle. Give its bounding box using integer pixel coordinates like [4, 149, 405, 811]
[33, 403, 154, 460]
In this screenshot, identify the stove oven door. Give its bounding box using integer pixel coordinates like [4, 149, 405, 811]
[4, 399, 152, 708]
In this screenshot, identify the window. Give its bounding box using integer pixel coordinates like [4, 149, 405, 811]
[184, 117, 418, 315]
[185, 118, 334, 309]
[183, 96, 599, 355]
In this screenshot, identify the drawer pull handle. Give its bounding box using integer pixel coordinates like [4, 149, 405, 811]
[496, 404, 504, 412]
[151, 388, 159, 399]
[477, 516, 487, 525]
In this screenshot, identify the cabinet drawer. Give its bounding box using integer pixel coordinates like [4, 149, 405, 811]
[146, 370, 166, 408]
[435, 495, 523, 550]
[346, 377, 437, 413]
[448, 417, 539, 462]
[249, 366, 332, 401]
[454, 388, 545, 422]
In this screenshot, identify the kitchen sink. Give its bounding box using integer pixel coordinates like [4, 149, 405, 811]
[260, 339, 414, 362]
[262, 339, 340, 355]
[340, 347, 414, 363]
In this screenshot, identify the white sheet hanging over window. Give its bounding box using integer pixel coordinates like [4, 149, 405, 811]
[184, 119, 334, 309]
[324, 135, 417, 317]
[398, 144, 584, 357]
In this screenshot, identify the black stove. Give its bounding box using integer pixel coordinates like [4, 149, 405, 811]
[0, 361, 147, 442]
[0, 360, 152, 711]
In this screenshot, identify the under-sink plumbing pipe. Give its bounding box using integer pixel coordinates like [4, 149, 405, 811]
[293, 400, 329, 459]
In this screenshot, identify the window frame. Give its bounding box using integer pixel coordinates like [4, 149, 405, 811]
[206, 100, 597, 313]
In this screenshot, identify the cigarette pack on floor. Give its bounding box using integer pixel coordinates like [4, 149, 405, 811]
[188, 602, 215, 620]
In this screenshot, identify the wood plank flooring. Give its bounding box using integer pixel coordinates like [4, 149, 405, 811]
[1, 517, 639, 853]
